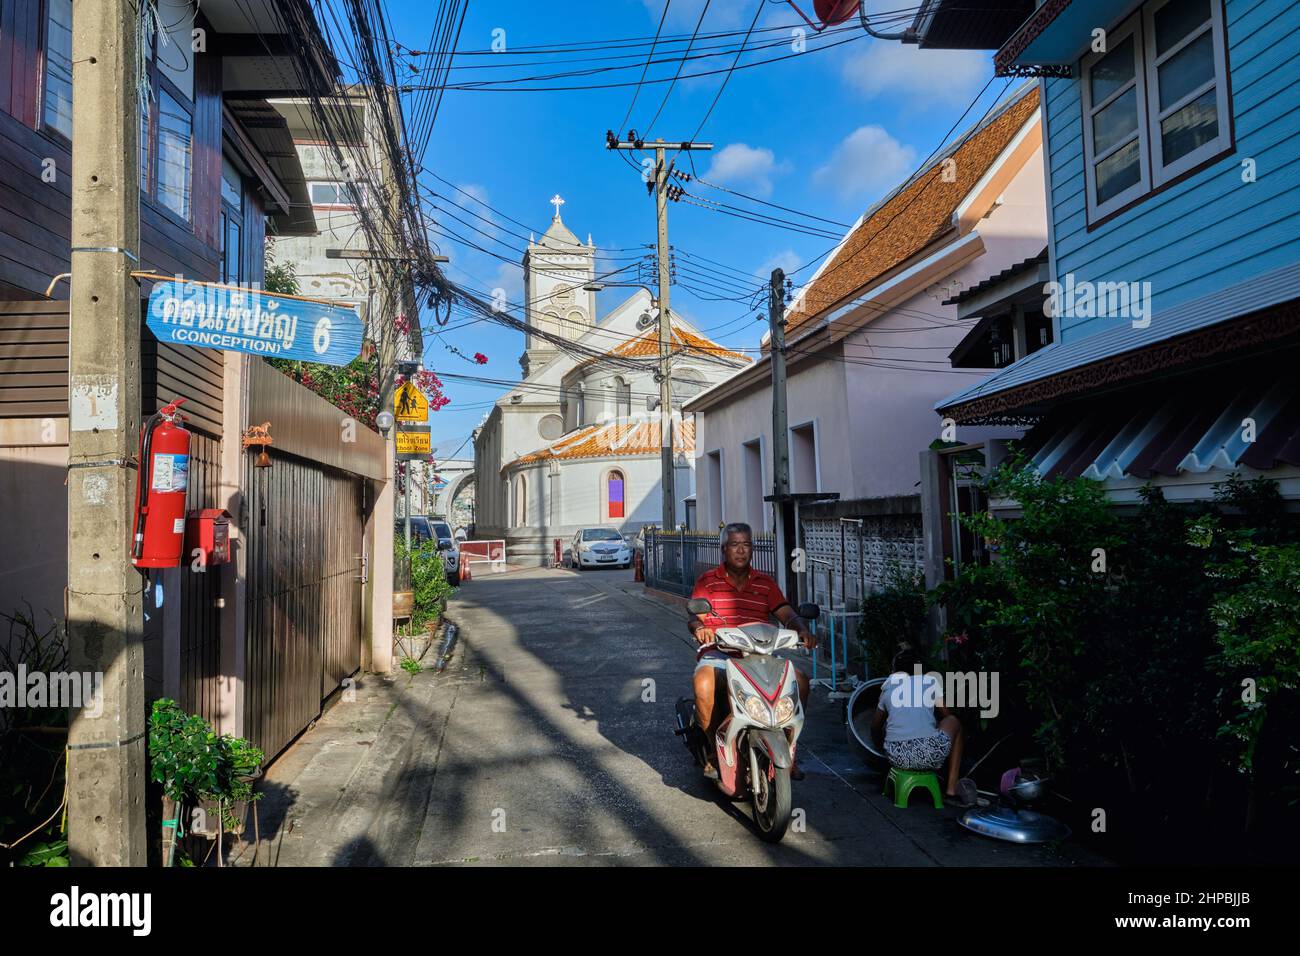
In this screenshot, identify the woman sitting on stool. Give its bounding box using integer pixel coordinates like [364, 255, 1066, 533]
[871, 647, 970, 804]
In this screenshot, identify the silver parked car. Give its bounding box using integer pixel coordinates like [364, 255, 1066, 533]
[570, 527, 632, 570]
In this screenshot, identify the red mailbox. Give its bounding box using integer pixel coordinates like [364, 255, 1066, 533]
[186, 508, 231, 569]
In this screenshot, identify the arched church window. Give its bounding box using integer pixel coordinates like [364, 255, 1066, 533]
[565, 309, 588, 340]
[513, 474, 527, 526]
[607, 470, 625, 520]
[540, 311, 561, 341]
[614, 377, 632, 419]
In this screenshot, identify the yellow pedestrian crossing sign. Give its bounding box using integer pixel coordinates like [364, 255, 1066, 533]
[394, 381, 428, 422]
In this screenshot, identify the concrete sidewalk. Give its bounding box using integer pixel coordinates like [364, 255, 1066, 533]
[230, 567, 1109, 866]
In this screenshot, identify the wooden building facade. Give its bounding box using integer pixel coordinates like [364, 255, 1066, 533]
[0, 0, 392, 761]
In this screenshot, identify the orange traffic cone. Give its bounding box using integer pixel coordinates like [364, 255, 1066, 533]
[461, 559, 472, 582]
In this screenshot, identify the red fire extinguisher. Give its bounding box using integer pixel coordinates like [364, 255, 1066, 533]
[132, 398, 191, 569]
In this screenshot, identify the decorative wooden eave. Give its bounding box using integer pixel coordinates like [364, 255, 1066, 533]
[941, 299, 1300, 425]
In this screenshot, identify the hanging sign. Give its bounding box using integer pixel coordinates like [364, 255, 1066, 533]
[396, 425, 431, 460]
[394, 381, 429, 422]
[145, 279, 363, 366]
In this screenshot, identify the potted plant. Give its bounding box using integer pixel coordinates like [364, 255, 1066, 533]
[148, 698, 263, 866]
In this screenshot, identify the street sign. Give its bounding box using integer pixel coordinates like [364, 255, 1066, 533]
[396, 425, 431, 460]
[394, 381, 429, 422]
[145, 278, 363, 366]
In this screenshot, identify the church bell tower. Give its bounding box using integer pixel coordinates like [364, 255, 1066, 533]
[519, 195, 598, 378]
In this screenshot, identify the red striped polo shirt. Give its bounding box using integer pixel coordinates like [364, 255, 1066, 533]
[691, 564, 791, 626]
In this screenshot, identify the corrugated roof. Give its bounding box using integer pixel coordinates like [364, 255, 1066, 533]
[1021, 370, 1300, 483]
[944, 246, 1047, 306]
[785, 86, 1040, 336]
[916, 0, 1036, 50]
[937, 259, 1300, 420]
[505, 417, 695, 472]
[227, 99, 316, 237]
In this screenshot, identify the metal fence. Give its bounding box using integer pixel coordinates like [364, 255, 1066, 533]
[643, 528, 777, 596]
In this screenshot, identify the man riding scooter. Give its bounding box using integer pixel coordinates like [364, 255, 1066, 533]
[688, 522, 817, 780]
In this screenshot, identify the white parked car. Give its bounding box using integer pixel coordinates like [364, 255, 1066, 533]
[570, 527, 632, 570]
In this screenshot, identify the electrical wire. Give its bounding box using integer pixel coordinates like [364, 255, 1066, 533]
[400, 27, 869, 93]
[641, 0, 711, 138]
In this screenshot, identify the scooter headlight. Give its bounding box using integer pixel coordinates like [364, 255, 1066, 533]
[743, 695, 770, 724]
[775, 696, 796, 724]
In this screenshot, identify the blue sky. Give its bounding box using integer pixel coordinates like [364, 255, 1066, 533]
[384, 0, 1010, 457]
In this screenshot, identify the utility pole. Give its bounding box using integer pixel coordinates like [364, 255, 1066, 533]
[606, 134, 711, 529]
[770, 268, 790, 500]
[65, 0, 147, 865]
[768, 268, 796, 601]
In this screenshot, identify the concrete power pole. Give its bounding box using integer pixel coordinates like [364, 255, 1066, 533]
[65, 0, 147, 865]
[769, 268, 790, 499]
[768, 268, 795, 600]
[605, 134, 711, 529]
[652, 143, 676, 530]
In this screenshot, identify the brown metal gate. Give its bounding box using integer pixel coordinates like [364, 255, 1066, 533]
[242, 449, 364, 759]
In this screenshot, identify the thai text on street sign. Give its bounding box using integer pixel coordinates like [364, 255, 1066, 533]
[396, 425, 431, 460]
[145, 278, 363, 366]
[394, 381, 429, 422]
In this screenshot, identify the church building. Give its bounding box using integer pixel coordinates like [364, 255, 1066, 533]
[472, 198, 750, 565]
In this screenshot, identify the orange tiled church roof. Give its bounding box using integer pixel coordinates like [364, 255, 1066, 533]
[576, 323, 750, 368]
[505, 417, 695, 472]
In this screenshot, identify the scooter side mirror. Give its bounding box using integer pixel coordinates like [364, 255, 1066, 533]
[797, 602, 820, 621]
[687, 598, 713, 617]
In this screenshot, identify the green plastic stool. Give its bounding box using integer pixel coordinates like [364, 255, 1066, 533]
[885, 767, 944, 809]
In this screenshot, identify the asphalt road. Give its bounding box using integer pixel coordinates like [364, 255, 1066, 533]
[243, 566, 1102, 867]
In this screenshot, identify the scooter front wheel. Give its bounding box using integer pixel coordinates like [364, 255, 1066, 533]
[751, 752, 792, 842]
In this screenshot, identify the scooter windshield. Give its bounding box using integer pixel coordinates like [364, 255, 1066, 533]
[719, 622, 782, 653]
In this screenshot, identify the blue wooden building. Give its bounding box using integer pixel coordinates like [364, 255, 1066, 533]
[937, 0, 1300, 505]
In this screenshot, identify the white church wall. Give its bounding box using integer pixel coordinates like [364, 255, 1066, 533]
[502, 454, 696, 533]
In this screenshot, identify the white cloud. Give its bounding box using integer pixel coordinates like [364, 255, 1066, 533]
[812, 125, 917, 200]
[454, 183, 497, 238]
[704, 143, 790, 198]
[754, 248, 802, 279]
[841, 41, 989, 106]
[490, 261, 524, 306]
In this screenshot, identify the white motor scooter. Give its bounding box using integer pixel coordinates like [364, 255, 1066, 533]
[674, 597, 820, 843]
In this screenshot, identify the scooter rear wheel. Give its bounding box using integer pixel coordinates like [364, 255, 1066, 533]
[751, 753, 792, 843]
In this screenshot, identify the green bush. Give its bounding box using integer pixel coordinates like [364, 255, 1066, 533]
[396, 535, 453, 628]
[1190, 515, 1300, 794]
[857, 566, 928, 679]
[936, 458, 1300, 842]
[958, 456, 1124, 770]
[148, 699, 262, 834]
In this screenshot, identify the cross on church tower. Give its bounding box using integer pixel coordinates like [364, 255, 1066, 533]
[549, 194, 565, 219]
